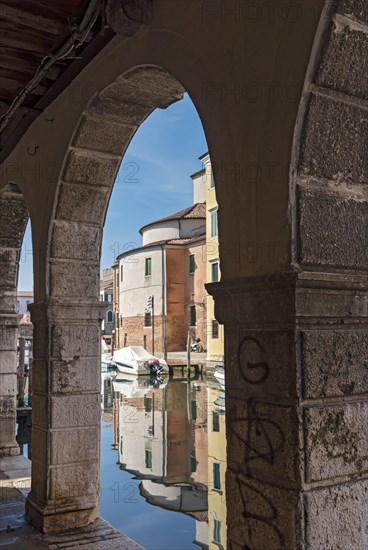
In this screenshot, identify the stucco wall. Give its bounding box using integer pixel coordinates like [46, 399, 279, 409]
[119, 245, 164, 318]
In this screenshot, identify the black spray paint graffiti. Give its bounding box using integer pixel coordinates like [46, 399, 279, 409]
[228, 335, 286, 549]
[229, 473, 285, 550]
[231, 399, 285, 467]
[237, 336, 269, 384]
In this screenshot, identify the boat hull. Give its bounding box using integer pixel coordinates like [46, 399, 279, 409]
[112, 346, 168, 376]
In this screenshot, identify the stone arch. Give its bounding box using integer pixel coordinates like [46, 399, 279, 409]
[291, 0, 368, 272]
[47, 65, 184, 306]
[5, 0, 366, 544]
[0, 185, 29, 456]
[25, 65, 198, 533]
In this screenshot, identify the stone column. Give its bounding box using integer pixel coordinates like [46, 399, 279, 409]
[25, 300, 106, 533]
[0, 191, 28, 457]
[208, 272, 368, 549]
[0, 313, 20, 457]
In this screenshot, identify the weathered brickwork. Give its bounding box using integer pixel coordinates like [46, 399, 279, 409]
[301, 330, 368, 398]
[336, 0, 368, 23]
[51, 222, 102, 262]
[299, 94, 368, 184]
[315, 23, 368, 100]
[304, 401, 368, 482]
[297, 187, 368, 269]
[119, 314, 186, 352]
[63, 149, 120, 187]
[305, 479, 368, 549]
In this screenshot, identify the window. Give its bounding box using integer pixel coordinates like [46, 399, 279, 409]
[144, 312, 152, 327]
[116, 271, 119, 288]
[107, 311, 113, 323]
[211, 261, 219, 283]
[145, 450, 152, 469]
[190, 305, 196, 327]
[212, 319, 219, 338]
[191, 400, 197, 421]
[210, 170, 215, 189]
[144, 396, 152, 413]
[212, 411, 220, 432]
[145, 257, 152, 276]
[213, 462, 221, 490]
[190, 451, 197, 473]
[189, 253, 195, 274]
[210, 209, 218, 238]
[213, 519, 222, 544]
[120, 265, 123, 282]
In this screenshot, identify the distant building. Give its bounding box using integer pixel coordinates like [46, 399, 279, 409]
[99, 268, 114, 338]
[17, 291, 33, 316]
[207, 385, 227, 549]
[116, 203, 207, 352]
[200, 152, 224, 362]
[113, 378, 208, 545]
[111, 261, 120, 352]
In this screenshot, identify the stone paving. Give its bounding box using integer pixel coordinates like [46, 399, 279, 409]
[0, 456, 143, 549]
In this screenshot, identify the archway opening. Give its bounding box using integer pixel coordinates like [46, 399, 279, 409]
[98, 89, 226, 549]
[16, 64, 228, 547]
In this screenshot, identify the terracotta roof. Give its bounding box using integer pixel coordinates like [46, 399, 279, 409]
[167, 235, 205, 245]
[141, 235, 205, 247]
[116, 234, 205, 260]
[187, 510, 208, 522]
[140, 202, 206, 234]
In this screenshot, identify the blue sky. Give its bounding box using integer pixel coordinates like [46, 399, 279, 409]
[18, 93, 208, 291]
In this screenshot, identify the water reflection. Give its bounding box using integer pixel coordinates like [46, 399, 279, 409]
[101, 368, 227, 550]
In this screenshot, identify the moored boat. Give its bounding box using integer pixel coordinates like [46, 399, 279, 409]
[112, 346, 168, 376]
[214, 364, 225, 389]
[113, 373, 167, 397]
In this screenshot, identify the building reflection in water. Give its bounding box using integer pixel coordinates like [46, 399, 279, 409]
[100, 370, 227, 550]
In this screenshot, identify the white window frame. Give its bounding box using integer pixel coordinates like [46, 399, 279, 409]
[210, 208, 218, 238]
[211, 260, 220, 283]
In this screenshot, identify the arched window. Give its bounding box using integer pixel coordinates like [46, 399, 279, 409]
[107, 310, 113, 323]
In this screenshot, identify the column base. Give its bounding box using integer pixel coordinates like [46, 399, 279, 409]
[0, 443, 20, 457]
[26, 491, 99, 533]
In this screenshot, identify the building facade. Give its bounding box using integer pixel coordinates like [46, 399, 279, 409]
[116, 203, 207, 353]
[17, 291, 33, 316]
[200, 153, 224, 362]
[99, 268, 114, 339]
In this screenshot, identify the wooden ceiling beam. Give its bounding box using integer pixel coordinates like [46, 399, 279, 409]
[0, 3, 66, 35]
[0, 28, 56, 54]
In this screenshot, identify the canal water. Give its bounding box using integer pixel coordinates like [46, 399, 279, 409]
[100, 367, 226, 549]
[16, 367, 226, 549]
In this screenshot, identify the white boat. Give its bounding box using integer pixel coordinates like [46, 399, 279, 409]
[112, 346, 168, 376]
[214, 364, 225, 390]
[113, 373, 167, 398]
